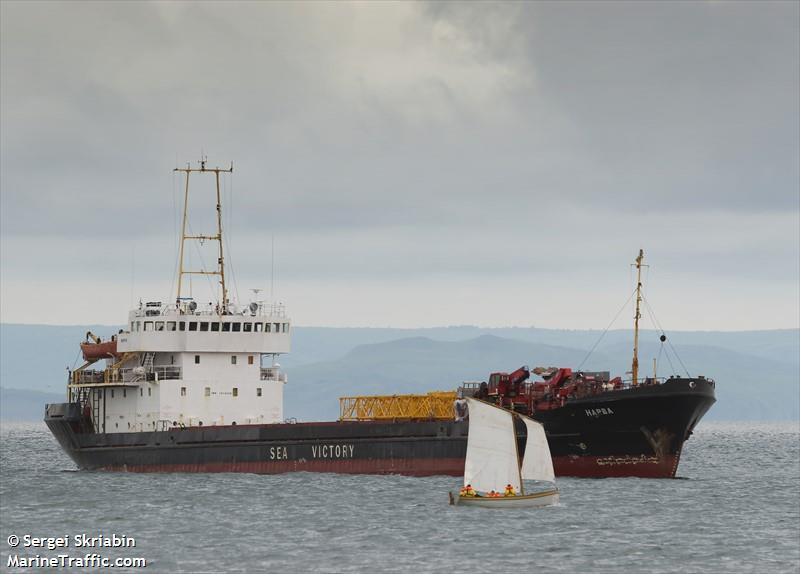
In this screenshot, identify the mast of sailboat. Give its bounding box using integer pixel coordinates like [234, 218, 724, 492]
[512, 412, 525, 495]
[174, 158, 234, 312]
[631, 249, 644, 386]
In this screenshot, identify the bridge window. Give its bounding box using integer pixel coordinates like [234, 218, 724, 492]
[148, 387, 151, 397]
[179, 321, 186, 331]
[282, 323, 289, 333]
[123, 389, 127, 398]
[254, 323, 263, 332]
[273, 323, 280, 333]
[243, 323, 252, 332]
[167, 321, 176, 331]
[140, 388, 143, 397]
[181, 387, 186, 397]
[256, 388, 262, 397]
[248, 356, 254, 365]
[135, 321, 141, 331]
[111, 390, 115, 398]
[144, 322, 153, 331]
[232, 323, 241, 332]
[200, 322, 209, 332]
[222, 322, 231, 332]
[155, 321, 165, 331]
[195, 355, 200, 364]
[265, 323, 271, 333]
[205, 387, 210, 397]
[231, 356, 237, 365]
[211, 322, 220, 332]
[189, 322, 197, 331]
[232, 387, 238, 397]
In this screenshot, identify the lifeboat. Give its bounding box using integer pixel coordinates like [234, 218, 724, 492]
[80, 340, 119, 361]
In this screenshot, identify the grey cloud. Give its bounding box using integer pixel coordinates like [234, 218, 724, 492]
[1, 1, 797, 327]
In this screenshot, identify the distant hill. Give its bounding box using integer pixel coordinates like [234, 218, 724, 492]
[1, 323, 797, 421]
[0, 388, 64, 421]
[0, 323, 124, 395]
[589, 340, 798, 421]
[284, 334, 799, 422]
[285, 326, 800, 368]
[284, 335, 604, 421]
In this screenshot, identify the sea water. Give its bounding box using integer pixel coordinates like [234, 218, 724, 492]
[1, 422, 798, 573]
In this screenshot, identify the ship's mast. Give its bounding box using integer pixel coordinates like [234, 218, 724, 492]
[631, 249, 644, 386]
[174, 158, 234, 312]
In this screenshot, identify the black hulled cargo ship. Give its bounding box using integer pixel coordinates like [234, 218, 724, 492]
[47, 375, 714, 478]
[45, 162, 715, 478]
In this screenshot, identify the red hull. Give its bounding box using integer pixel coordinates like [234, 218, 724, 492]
[99, 454, 680, 478]
[101, 457, 466, 476]
[552, 452, 681, 478]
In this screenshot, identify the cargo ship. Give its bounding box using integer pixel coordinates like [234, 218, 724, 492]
[45, 160, 715, 478]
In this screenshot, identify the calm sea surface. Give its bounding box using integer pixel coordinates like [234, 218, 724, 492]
[1, 422, 798, 573]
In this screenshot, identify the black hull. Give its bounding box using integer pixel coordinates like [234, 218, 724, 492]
[46, 378, 715, 478]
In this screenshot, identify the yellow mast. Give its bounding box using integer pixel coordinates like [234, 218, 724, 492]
[631, 249, 644, 386]
[174, 158, 233, 311]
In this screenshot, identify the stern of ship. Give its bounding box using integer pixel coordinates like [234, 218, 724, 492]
[45, 402, 93, 468]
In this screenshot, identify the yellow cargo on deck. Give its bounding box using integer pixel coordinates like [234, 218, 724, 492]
[339, 391, 457, 421]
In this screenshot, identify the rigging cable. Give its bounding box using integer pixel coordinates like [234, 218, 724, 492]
[642, 295, 691, 377]
[657, 338, 676, 376]
[577, 287, 638, 370]
[71, 348, 82, 370]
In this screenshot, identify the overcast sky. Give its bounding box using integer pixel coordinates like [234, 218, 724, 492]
[1, 1, 798, 330]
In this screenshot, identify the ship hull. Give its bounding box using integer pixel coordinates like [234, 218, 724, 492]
[46, 378, 715, 478]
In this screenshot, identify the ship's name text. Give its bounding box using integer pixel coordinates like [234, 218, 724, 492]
[312, 444, 355, 459]
[585, 407, 614, 418]
[269, 446, 289, 460]
[268, 444, 355, 460]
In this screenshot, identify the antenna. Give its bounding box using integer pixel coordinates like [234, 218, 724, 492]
[270, 235, 275, 303]
[631, 249, 648, 386]
[174, 159, 234, 311]
[129, 245, 135, 308]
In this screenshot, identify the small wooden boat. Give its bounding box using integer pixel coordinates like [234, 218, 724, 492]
[449, 488, 559, 508]
[450, 397, 559, 509]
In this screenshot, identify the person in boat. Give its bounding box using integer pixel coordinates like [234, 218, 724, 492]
[461, 484, 477, 497]
[504, 484, 517, 497]
[488, 490, 501, 498]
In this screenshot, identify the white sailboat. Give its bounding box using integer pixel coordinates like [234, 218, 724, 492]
[449, 397, 559, 508]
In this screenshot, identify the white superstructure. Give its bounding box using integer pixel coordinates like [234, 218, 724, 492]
[68, 159, 291, 433]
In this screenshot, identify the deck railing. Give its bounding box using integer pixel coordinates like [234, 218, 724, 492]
[71, 366, 182, 385]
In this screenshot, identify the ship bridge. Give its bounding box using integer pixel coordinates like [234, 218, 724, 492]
[64, 159, 291, 434]
[119, 300, 291, 355]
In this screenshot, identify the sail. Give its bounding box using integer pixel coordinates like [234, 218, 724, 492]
[463, 398, 521, 493]
[520, 417, 555, 483]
